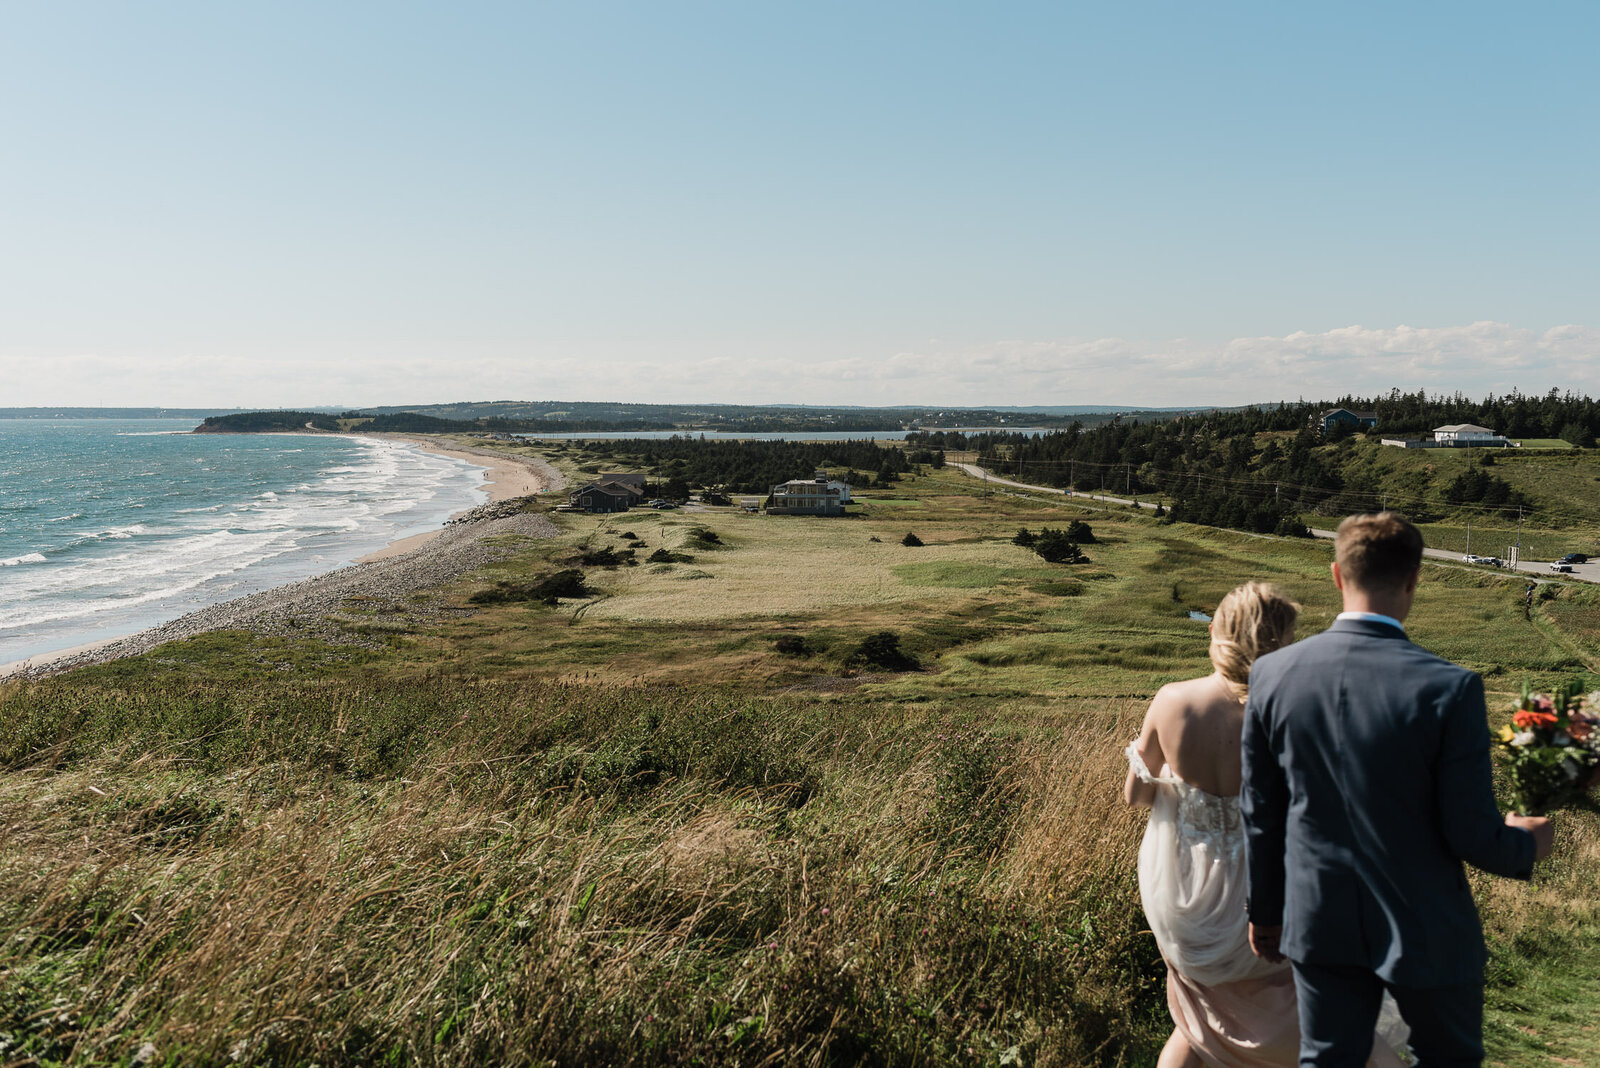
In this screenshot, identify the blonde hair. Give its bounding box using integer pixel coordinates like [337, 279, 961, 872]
[1209, 581, 1299, 700]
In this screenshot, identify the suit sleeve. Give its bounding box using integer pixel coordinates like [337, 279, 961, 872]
[1436, 672, 1536, 880]
[1241, 689, 1289, 925]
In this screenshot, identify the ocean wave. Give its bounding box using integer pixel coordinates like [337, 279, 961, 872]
[47, 513, 84, 522]
[102, 524, 148, 539]
[0, 431, 490, 650]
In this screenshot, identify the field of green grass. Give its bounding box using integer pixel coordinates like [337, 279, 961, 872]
[2, 453, 1597, 1065]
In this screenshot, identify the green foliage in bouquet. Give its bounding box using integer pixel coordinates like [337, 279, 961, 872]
[1496, 679, 1600, 816]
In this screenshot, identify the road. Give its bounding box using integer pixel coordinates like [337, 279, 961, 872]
[952, 462, 1598, 583]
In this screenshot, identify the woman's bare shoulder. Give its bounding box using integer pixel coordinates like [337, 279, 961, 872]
[1153, 675, 1218, 703]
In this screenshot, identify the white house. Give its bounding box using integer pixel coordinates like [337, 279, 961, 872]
[1432, 424, 1509, 446]
[767, 477, 849, 515]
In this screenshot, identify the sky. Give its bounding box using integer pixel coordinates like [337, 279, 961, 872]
[2, 1, 1596, 410]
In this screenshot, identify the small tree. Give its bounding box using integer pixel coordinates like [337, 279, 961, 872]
[1066, 520, 1096, 544]
[1012, 528, 1037, 547]
[1034, 528, 1087, 564]
[1559, 422, 1595, 448]
[902, 532, 924, 547]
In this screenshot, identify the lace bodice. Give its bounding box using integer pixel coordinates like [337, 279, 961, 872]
[1125, 743, 1243, 854]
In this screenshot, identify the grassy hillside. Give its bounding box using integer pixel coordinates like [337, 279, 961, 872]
[2, 457, 1597, 1065]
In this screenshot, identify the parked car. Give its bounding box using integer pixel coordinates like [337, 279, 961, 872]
[1463, 554, 1502, 566]
[1550, 562, 1574, 573]
[1559, 553, 1590, 564]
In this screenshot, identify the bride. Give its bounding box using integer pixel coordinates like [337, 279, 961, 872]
[1124, 582, 1405, 1068]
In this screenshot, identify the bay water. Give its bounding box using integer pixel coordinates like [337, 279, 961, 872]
[0, 420, 489, 666]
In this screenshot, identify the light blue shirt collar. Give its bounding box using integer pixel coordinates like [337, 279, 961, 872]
[1337, 610, 1405, 633]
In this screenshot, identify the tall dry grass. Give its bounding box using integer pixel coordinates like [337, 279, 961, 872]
[0, 676, 1161, 1066]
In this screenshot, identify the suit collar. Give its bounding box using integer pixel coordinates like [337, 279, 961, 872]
[1328, 617, 1409, 639]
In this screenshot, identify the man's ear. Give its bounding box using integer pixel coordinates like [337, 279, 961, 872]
[1404, 566, 1422, 595]
[1330, 561, 1344, 593]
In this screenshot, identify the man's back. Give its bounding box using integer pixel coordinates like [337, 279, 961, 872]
[1241, 618, 1534, 987]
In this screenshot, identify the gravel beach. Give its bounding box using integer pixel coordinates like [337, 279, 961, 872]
[2, 439, 567, 679]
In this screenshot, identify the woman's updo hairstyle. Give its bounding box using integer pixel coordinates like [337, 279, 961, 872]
[1209, 581, 1298, 700]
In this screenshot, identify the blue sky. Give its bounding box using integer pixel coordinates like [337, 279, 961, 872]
[2, 2, 1595, 408]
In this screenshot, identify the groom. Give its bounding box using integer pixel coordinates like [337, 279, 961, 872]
[1241, 512, 1553, 1066]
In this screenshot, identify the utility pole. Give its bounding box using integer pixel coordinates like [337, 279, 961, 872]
[1465, 515, 1472, 556]
[1516, 504, 1523, 559]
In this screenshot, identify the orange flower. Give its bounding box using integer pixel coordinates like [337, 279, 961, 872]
[1514, 709, 1559, 730]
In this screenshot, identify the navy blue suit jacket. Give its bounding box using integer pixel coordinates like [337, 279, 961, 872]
[1241, 618, 1535, 987]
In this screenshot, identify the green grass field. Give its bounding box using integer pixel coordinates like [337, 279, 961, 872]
[2, 454, 1597, 1065]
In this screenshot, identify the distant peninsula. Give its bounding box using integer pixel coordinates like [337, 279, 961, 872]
[193, 400, 1216, 436]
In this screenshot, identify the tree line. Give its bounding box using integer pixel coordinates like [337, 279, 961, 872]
[574, 437, 920, 495]
[906, 388, 1589, 537]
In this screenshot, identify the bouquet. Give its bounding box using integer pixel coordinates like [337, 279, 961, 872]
[1496, 680, 1600, 816]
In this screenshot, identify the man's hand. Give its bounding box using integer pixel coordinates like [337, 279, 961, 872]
[1249, 923, 1285, 963]
[1506, 813, 1554, 861]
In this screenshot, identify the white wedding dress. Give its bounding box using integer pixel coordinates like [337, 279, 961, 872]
[1127, 744, 1408, 1068]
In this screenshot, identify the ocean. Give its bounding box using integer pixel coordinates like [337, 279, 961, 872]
[0, 420, 489, 666]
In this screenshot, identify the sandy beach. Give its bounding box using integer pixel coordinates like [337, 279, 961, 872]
[0, 436, 567, 680]
[355, 437, 561, 562]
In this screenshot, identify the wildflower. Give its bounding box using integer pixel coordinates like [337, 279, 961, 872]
[1512, 731, 1537, 747]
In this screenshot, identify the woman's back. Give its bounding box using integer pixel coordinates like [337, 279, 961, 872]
[1138, 673, 1246, 797]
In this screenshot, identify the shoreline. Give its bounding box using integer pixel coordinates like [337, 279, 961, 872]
[0, 435, 567, 680]
[354, 436, 562, 562]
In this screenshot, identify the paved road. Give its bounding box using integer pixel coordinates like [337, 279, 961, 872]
[953, 462, 1598, 583]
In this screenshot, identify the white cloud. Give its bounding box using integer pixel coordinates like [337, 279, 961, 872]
[9, 321, 1598, 408]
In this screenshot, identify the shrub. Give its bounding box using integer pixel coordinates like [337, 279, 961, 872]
[1066, 520, 1096, 544]
[773, 635, 812, 657]
[850, 631, 918, 671]
[1033, 529, 1087, 564]
[647, 548, 694, 564]
[579, 547, 634, 567]
[1012, 528, 1037, 547]
[687, 528, 722, 549]
[468, 569, 590, 606]
[901, 532, 924, 547]
[1273, 516, 1312, 538]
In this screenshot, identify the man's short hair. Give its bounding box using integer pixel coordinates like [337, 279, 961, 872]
[1335, 512, 1424, 592]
